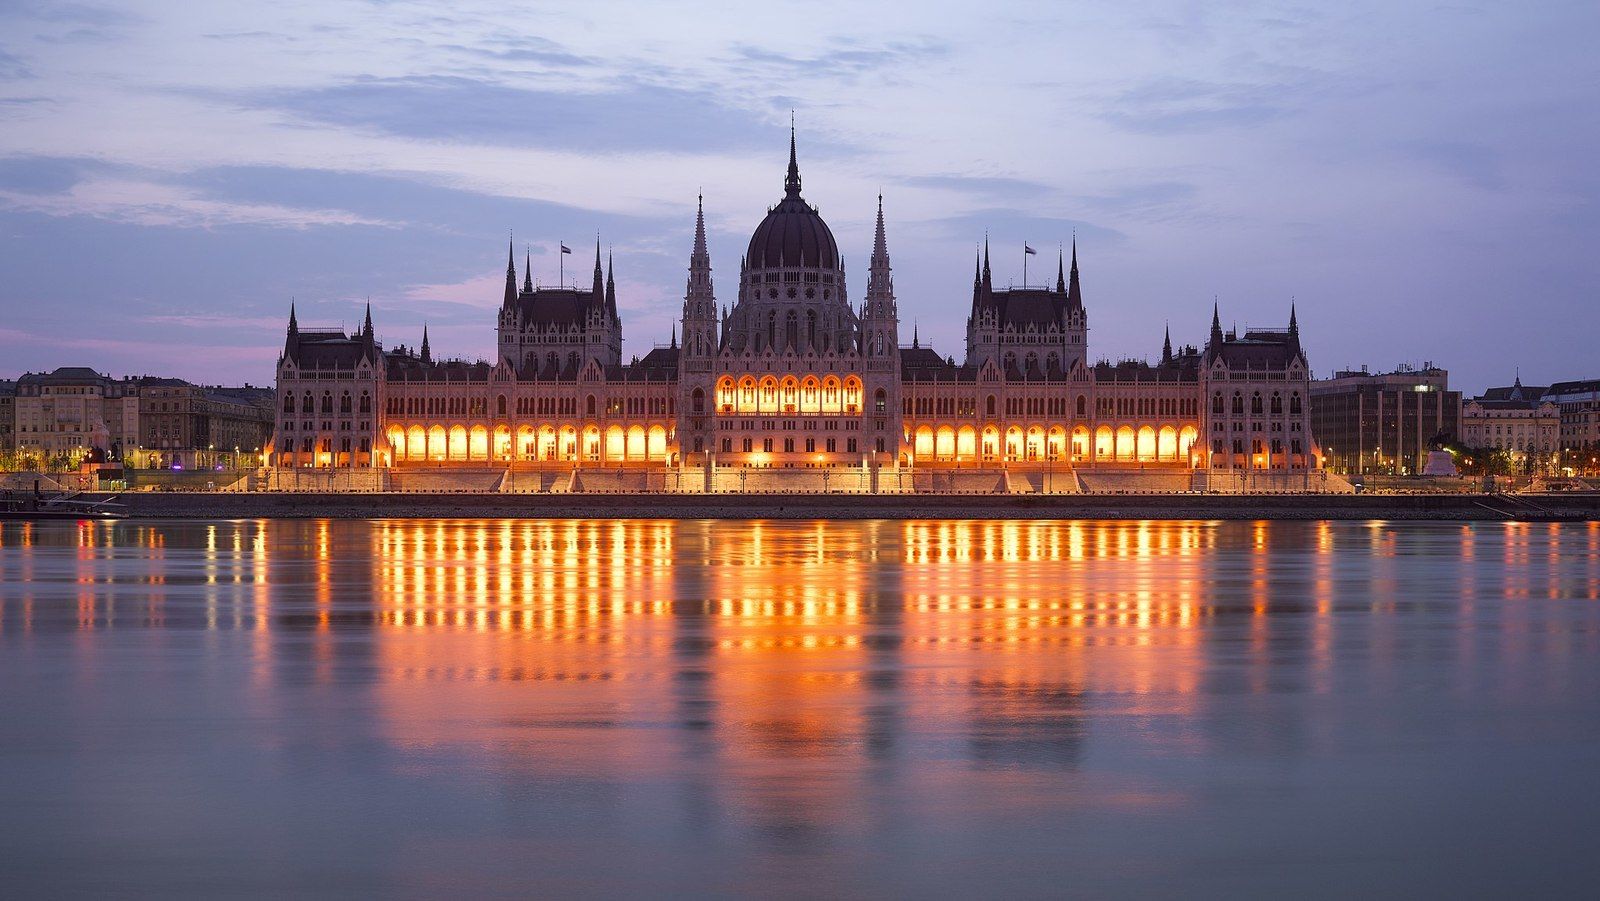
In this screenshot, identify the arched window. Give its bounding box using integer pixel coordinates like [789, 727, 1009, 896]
[1232, 392, 1244, 415]
[586, 395, 596, 416]
[359, 392, 370, 414]
[1251, 392, 1263, 415]
[986, 395, 997, 416]
[302, 392, 314, 414]
[1024, 352, 1038, 375]
[282, 393, 294, 413]
[321, 392, 333, 414]
[1271, 392, 1283, 414]
[496, 395, 507, 416]
[339, 392, 352, 414]
[806, 310, 817, 349]
[1213, 392, 1224, 415]
[785, 310, 798, 349]
[875, 388, 886, 414]
[1076, 395, 1087, 416]
[767, 310, 777, 349]
[691, 387, 704, 413]
[839, 331, 851, 354]
[1290, 392, 1303, 415]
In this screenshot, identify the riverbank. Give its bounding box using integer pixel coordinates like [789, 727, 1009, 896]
[85, 491, 1600, 521]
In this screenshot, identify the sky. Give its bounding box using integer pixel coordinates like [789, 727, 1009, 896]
[0, 0, 1595, 394]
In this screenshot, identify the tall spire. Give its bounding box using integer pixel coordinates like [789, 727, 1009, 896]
[1162, 322, 1172, 364]
[693, 192, 708, 261]
[912, 321, 919, 349]
[523, 247, 532, 293]
[973, 247, 982, 287]
[1209, 299, 1224, 348]
[1055, 248, 1067, 293]
[1065, 236, 1082, 309]
[503, 237, 518, 307]
[605, 249, 617, 319]
[1288, 299, 1299, 338]
[362, 301, 372, 339]
[420, 323, 431, 364]
[982, 237, 992, 291]
[284, 300, 299, 359]
[784, 115, 801, 198]
[591, 238, 605, 307]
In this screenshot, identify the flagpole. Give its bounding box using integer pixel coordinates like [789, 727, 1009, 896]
[559, 239, 564, 287]
[1023, 241, 1028, 288]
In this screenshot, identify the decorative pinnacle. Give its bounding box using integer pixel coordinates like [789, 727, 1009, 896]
[784, 115, 801, 197]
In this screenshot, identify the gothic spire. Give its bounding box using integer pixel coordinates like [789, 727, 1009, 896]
[420, 323, 431, 364]
[981, 237, 992, 292]
[362, 301, 372, 339]
[693, 192, 708, 262]
[973, 247, 982, 287]
[1056, 248, 1067, 293]
[1162, 322, 1173, 364]
[503, 238, 518, 307]
[591, 238, 605, 307]
[287, 300, 298, 335]
[605, 249, 618, 319]
[1209, 300, 1224, 348]
[784, 117, 802, 198]
[1065, 236, 1083, 310]
[523, 247, 532, 293]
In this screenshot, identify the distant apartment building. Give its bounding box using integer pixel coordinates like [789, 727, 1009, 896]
[1461, 377, 1559, 470]
[0, 379, 15, 452]
[8, 367, 275, 465]
[136, 378, 274, 456]
[1310, 365, 1462, 475]
[1542, 379, 1600, 451]
[13, 367, 140, 458]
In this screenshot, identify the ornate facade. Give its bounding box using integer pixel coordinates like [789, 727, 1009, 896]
[272, 135, 1325, 491]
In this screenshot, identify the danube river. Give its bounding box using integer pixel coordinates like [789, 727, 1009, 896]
[3, 519, 1599, 897]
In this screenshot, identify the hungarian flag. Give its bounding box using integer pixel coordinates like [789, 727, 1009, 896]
[559, 243, 572, 254]
[1024, 244, 1037, 255]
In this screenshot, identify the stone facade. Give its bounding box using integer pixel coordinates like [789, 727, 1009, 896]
[271, 138, 1325, 490]
[1462, 378, 1560, 469]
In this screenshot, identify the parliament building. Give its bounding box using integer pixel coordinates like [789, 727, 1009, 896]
[270, 134, 1326, 492]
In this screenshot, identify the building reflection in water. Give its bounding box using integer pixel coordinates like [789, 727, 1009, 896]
[3, 517, 1600, 858]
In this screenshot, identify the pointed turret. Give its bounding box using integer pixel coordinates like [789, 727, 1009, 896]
[1162, 323, 1173, 364]
[605, 250, 618, 319]
[867, 193, 893, 303]
[973, 247, 982, 288]
[283, 301, 299, 359]
[590, 239, 605, 309]
[1065, 237, 1083, 310]
[420, 324, 431, 364]
[784, 120, 802, 198]
[503, 238, 518, 307]
[362, 301, 373, 339]
[522, 248, 532, 293]
[1056, 248, 1067, 293]
[912, 321, 919, 349]
[1209, 300, 1224, 349]
[683, 193, 717, 363]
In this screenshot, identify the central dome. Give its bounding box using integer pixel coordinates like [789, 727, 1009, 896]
[745, 131, 840, 271]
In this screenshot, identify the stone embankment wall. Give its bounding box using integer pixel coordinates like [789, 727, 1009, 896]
[99, 491, 1600, 521]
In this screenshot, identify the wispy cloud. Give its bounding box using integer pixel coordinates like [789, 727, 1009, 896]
[0, 176, 401, 229]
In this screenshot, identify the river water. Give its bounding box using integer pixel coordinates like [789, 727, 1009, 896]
[2, 518, 1599, 898]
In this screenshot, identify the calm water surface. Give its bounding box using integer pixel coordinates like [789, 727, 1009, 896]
[2, 518, 1600, 898]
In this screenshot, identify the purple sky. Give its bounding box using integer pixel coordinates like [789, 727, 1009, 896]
[0, 1, 1595, 394]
